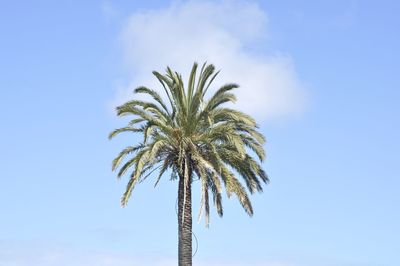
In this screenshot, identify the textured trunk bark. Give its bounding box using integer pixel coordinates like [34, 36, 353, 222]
[178, 169, 192, 266]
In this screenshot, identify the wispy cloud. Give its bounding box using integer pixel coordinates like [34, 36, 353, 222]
[112, 0, 306, 121]
[0, 242, 150, 266]
[1, 240, 375, 266]
[0, 241, 296, 266]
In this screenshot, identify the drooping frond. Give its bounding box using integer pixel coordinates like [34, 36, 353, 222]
[108, 127, 143, 140]
[203, 83, 238, 112]
[112, 144, 144, 172]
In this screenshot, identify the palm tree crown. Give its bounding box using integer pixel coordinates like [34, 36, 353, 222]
[109, 62, 268, 226]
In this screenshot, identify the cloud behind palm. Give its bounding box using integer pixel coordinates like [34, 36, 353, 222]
[113, 0, 306, 121]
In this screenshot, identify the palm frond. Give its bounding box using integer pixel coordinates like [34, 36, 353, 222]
[112, 144, 144, 172]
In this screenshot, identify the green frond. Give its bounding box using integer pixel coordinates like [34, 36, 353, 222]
[194, 166, 207, 225]
[117, 148, 148, 178]
[190, 148, 218, 175]
[154, 156, 172, 187]
[219, 152, 262, 193]
[207, 174, 223, 217]
[112, 144, 144, 172]
[152, 71, 175, 109]
[223, 168, 253, 216]
[204, 180, 210, 227]
[196, 64, 215, 94]
[116, 105, 173, 136]
[189, 64, 216, 121]
[130, 152, 150, 183]
[170, 166, 178, 181]
[121, 177, 136, 207]
[203, 70, 220, 96]
[187, 62, 198, 104]
[204, 83, 238, 111]
[228, 134, 246, 156]
[108, 127, 143, 139]
[134, 86, 170, 115]
[143, 123, 155, 144]
[148, 139, 167, 160]
[137, 163, 163, 184]
[258, 168, 269, 183]
[236, 123, 266, 144]
[241, 134, 266, 161]
[118, 100, 170, 123]
[128, 118, 145, 126]
[212, 108, 256, 126]
[216, 143, 266, 189]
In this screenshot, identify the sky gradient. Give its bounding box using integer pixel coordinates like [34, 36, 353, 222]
[1, 0, 399, 265]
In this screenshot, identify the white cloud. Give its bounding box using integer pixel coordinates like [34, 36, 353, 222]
[112, 0, 306, 121]
[0, 241, 297, 266]
[195, 260, 297, 266]
[0, 243, 153, 266]
[2, 240, 374, 266]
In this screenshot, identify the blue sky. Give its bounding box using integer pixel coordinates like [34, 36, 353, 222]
[1, 0, 399, 265]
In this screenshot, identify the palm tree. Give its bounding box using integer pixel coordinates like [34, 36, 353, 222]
[109, 63, 268, 266]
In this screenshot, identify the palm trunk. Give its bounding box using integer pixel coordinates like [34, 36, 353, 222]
[178, 170, 192, 266]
